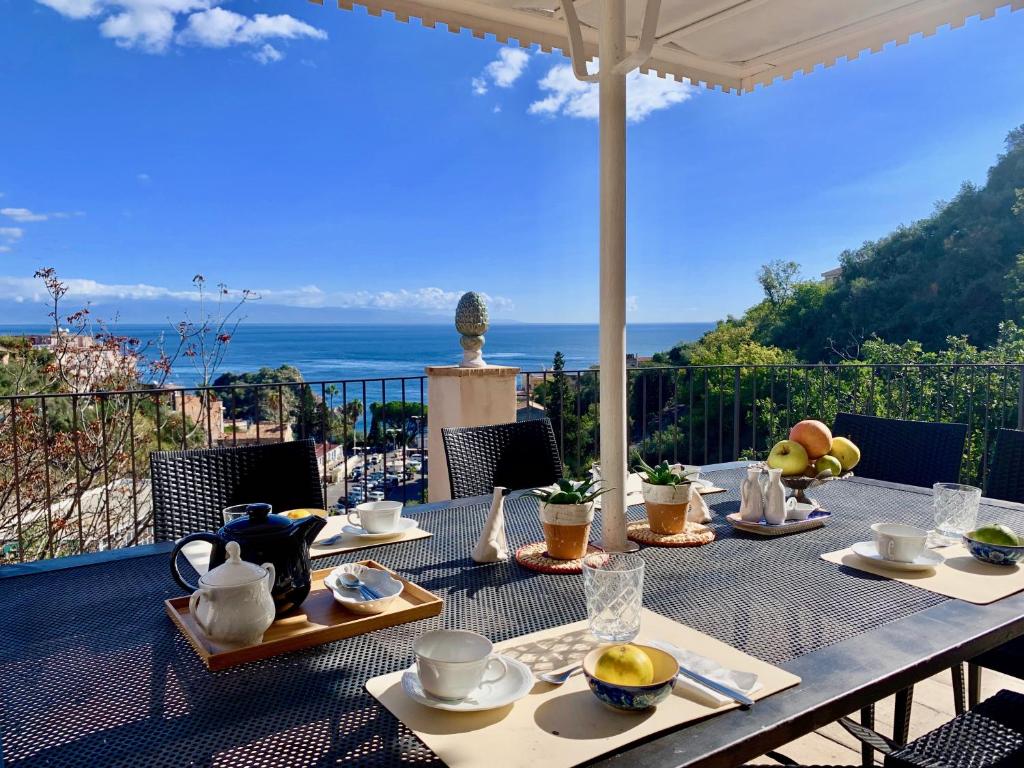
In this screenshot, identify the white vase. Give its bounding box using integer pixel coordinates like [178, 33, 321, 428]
[763, 467, 788, 525]
[738, 466, 764, 523]
[472, 487, 509, 563]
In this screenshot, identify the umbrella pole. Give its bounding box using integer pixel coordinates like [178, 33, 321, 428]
[597, 0, 636, 553]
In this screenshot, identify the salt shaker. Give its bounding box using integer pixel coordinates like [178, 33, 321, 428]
[763, 467, 788, 525]
[738, 466, 764, 522]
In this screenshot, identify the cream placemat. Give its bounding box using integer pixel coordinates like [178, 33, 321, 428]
[822, 544, 1024, 605]
[365, 609, 800, 768]
[182, 515, 432, 576]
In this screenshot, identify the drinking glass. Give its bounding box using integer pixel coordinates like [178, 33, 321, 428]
[222, 503, 259, 526]
[582, 553, 644, 642]
[933, 483, 981, 540]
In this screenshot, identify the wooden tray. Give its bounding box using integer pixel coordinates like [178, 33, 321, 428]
[164, 560, 442, 671]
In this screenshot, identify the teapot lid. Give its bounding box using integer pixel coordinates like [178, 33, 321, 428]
[199, 541, 267, 587]
[222, 502, 293, 538]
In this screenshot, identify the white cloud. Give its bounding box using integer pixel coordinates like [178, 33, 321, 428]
[529, 61, 695, 123]
[2, 208, 48, 222]
[137, 172, 151, 182]
[0, 276, 514, 314]
[472, 47, 528, 95]
[36, 0, 101, 19]
[178, 8, 326, 48]
[252, 43, 284, 65]
[0, 228, 25, 241]
[35, 1, 326, 56]
[0, 246, 10, 254]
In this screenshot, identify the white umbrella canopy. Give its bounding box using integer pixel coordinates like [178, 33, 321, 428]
[312, 0, 1020, 92]
[310, 0, 1019, 551]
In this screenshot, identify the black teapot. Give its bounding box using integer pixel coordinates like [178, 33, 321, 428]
[171, 503, 326, 616]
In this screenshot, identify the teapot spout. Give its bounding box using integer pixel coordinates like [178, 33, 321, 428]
[296, 513, 327, 543]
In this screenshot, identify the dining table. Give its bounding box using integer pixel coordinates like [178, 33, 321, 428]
[2, 461, 1024, 768]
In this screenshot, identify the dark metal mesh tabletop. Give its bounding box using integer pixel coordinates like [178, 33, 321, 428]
[1, 467, 1020, 767]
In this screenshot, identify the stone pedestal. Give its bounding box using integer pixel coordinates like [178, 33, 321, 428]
[426, 365, 520, 503]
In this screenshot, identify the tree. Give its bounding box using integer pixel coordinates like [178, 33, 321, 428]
[757, 260, 801, 305]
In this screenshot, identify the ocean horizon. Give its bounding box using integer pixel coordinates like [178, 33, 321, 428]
[1, 322, 715, 389]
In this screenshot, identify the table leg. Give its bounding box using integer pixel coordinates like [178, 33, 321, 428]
[968, 663, 982, 709]
[951, 663, 965, 715]
[893, 687, 913, 746]
[860, 704, 875, 767]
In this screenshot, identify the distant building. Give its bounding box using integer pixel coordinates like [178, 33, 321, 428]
[19, 330, 138, 390]
[172, 393, 225, 442]
[821, 266, 843, 284]
[626, 354, 654, 368]
[221, 421, 293, 445]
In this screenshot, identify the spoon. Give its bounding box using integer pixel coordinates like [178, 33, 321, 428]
[338, 572, 381, 600]
[538, 666, 582, 685]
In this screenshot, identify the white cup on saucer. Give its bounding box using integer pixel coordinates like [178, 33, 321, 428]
[414, 629, 508, 701]
[871, 522, 928, 563]
[348, 501, 402, 534]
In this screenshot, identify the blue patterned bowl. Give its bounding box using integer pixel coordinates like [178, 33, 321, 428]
[582, 645, 677, 711]
[963, 533, 1024, 567]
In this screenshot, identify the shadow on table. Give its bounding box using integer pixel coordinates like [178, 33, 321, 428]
[399, 556, 540, 599]
[534, 691, 654, 739]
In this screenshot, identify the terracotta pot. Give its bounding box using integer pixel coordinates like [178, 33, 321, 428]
[538, 501, 594, 560]
[641, 481, 690, 535]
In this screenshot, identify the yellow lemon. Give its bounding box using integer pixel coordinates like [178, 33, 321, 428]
[594, 644, 655, 686]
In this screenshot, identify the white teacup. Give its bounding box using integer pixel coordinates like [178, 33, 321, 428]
[871, 522, 928, 563]
[348, 501, 402, 534]
[414, 629, 508, 701]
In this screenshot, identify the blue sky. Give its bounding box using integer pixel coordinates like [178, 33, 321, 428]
[1, 0, 1023, 323]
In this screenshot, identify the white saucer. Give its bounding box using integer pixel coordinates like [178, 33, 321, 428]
[342, 517, 419, 540]
[401, 655, 534, 712]
[851, 541, 945, 572]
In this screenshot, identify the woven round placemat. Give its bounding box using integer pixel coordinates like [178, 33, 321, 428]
[514, 541, 602, 574]
[626, 520, 715, 548]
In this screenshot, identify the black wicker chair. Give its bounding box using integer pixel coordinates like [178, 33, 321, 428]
[984, 428, 1024, 504]
[441, 419, 563, 500]
[150, 439, 325, 541]
[831, 412, 968, 488]
[744, 689, 1024, 767]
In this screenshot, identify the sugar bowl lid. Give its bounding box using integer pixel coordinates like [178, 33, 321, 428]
[199, 541, 267, 587]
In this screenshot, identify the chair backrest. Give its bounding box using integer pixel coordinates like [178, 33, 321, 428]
[831, 412, 967, 488]
[150, 439, 325, 542]
[985, 428, 1024, 503]
[441, 419, 564, 500]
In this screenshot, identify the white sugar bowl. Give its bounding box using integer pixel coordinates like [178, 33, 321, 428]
[188, 541, 276, 647]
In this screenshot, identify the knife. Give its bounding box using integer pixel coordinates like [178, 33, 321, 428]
[650, 640, 755, 708]
[674, 663, 755, 708]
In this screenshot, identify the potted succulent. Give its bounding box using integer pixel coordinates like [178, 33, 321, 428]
[635, 457, 697, 535]
[527, 478, 610, 560]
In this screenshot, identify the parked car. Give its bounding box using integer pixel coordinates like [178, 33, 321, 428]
[368, 490, 385, 502]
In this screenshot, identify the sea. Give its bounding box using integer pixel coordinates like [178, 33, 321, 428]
[1, 323, 714, 425]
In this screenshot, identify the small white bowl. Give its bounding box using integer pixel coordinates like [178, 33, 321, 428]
[786, 502, 817, 521]
[326, 564, 403, 615]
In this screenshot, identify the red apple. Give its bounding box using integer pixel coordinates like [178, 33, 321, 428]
[789, 420, 833, 459]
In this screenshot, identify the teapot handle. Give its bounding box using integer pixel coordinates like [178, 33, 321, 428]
[188, 588, 213, 637]
[262, 562, 276, 592]
[169, 531, 222, 593]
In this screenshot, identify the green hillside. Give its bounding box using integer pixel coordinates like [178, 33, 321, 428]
[681, 126, 1024, 363]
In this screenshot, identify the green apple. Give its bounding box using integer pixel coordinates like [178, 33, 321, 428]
[970, 524, 1022, 546]
[767, 440, 810, 476]
[813, 455, 842, 477]
[828, 436, 861, 472]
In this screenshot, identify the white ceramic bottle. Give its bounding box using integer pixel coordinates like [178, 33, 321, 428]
[763, 467, 789, 525]
[738, 466, 765, 522]
[472, 486, 509, 563]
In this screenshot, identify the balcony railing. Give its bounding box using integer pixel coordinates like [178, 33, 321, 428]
[2, 363, 1022, 564]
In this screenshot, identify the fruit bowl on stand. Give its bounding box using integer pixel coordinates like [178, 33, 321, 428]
[779, 469, 852, 510]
